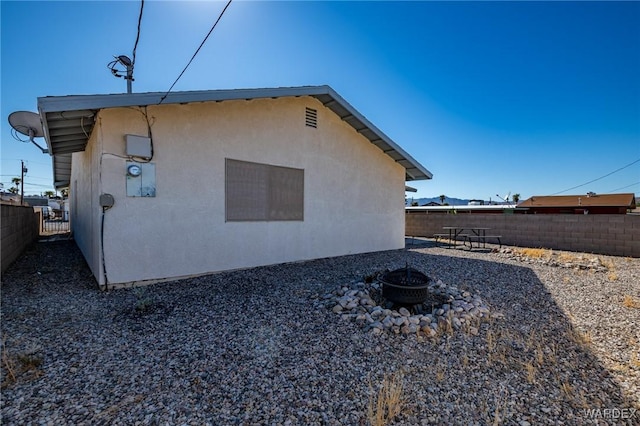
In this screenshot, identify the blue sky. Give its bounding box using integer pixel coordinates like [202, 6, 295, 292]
[2, 1, 639, 201]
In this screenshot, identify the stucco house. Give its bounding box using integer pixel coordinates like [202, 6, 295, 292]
[37, 85, 432, 289]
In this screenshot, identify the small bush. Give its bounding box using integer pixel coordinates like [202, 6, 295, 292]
[367, 371, 404, 426]
[622, 295, 640, 309]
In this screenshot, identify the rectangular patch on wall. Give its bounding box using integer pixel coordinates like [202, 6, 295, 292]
[126, 162, 156, 197]
[226, 159, 304, 221]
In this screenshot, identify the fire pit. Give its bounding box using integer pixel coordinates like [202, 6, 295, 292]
[380, 266, 431, 305]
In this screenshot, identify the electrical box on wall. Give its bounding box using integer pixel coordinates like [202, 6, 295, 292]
[126, 134, 152, 159]
[126, 161, 156, 197]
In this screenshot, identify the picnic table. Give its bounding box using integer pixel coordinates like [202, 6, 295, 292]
[433, 227, 502, 249]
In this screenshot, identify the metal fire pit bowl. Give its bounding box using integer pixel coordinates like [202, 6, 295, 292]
[380, 267, 431, 305]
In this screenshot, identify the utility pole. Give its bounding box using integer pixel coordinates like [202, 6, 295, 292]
[20, 160, 27, 205]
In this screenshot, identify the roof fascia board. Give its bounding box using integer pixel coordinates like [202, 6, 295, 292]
[37, 86, 333, 113]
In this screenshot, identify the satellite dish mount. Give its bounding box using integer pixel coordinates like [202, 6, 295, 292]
[8, 111, 48, 154]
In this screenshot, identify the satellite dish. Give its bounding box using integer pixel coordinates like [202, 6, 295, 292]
[8, 111, 48, 153]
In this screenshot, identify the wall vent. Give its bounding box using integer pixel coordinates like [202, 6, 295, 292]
[305, 107, 317, 128]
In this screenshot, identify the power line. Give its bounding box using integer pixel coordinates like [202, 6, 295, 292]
[551, 158, 640, 195]
[132, 0, 144, 67]
[22, 182, 55, 189]
[607, 181, 640, 193]
[159, 0, 233, 104]
[0, 175, 51, 180]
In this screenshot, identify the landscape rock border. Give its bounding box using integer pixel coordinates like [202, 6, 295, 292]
[318, 277, 504, 337]
[495, 247, 611, 272]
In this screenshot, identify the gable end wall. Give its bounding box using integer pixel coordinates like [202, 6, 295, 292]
[81, 96, 406, 286]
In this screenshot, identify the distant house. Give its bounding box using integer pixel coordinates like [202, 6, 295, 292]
[37, 85, 432, 289]
[517, 193, 636, 214]
[23, 196, 48, 207]
[0, 192, 20, 204]
[406, 204, 518, 214]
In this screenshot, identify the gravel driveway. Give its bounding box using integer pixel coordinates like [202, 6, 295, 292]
[1, 239, 639, 425]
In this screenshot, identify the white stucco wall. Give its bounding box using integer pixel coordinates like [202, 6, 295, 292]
[82, 96, 406, 287]
[70, 123, 103, 285]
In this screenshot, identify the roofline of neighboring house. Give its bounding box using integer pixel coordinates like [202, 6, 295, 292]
[406, 205, 519, 211]
[518, 193, 636, 208]
[37, 85, 433, 188]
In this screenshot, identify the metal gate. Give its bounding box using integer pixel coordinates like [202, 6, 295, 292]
[41, 210, 70, 235]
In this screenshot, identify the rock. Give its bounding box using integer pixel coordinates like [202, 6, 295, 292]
[399, 307, 411, 317]
[393, 317, 406, 327]
[332, 305, 343, 313]
[370, 307, 383, 317]
[382, 316, 394, 328]
[369, 321, 383, 330]
[452, 317, 461, 329]
[338, 298, 350, 308]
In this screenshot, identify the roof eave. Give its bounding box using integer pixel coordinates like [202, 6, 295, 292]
[38, 85, 432, 185]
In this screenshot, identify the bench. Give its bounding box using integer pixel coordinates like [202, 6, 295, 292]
[462, 235, 502, 249]
[434, 233, 469, 247]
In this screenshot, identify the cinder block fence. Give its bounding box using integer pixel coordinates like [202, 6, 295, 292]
[1, 204, 40, 274]
[406, 212, 640, 258]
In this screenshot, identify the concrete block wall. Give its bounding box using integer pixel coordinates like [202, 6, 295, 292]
[1, 204, 40, 274]
[406, 212, 640, 258]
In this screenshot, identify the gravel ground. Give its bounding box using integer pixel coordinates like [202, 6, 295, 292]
[1, 238, 639, 425]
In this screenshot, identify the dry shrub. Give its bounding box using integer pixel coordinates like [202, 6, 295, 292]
[1, 339, 43, 388]
[367, 371, 404, 426]
[600, 257, 615, 270]
[557, 252, 580, 263]
[517, 248, 551, 259]
[560, 381, 574, 399]
[522, 361, 537, 384]
[1, 342, 17, 385]
[630, 352, 640, 369]
[622, 295, 640, 309]
[572, 328, 592, 346]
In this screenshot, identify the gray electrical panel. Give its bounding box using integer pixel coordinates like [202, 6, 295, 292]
[126, 162, 156, 197]
[126, 134, 152, 159]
